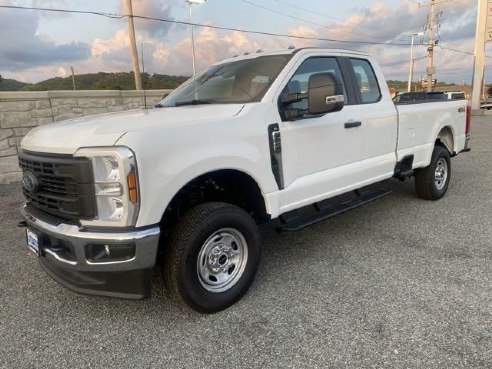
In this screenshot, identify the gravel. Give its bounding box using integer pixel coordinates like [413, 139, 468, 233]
[1, 116, 491, 369]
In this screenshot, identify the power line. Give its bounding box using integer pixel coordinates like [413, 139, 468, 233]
[0, 4, 412, 46]
[1, 3, 487, 85]
[269, 0, 348, 22]
[0, 5, 125, 18]
[2, 3, 489, 60]
[439, 45, 492, 59]
[238, 0, 406, 42]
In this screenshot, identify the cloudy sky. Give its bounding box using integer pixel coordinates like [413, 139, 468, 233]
[0, 0, 486, 84]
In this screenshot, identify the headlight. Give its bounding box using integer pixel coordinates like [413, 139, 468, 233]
[74, 147, 139, 227]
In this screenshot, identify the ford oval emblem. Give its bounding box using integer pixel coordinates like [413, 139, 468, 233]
[22, 171, 39, 193]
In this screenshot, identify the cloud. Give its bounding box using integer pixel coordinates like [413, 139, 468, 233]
[119, 0, 180, 38]
[32, 0, 71, 19]
[92, 30, 130, 59]
[83, 25, 266, 77]
[0, 0, 486, 84]
[280, 0, 480, 83]
[0, 7, 90, 71]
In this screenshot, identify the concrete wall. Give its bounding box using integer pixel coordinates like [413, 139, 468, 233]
[0, 89, 171, 184]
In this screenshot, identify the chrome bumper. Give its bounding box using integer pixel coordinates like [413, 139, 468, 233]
[20, 203, 160, 299]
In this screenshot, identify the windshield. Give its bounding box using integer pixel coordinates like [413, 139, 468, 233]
[160, 54, 292, 107]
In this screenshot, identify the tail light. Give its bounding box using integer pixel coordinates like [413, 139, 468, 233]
[465, 105, 471, 134]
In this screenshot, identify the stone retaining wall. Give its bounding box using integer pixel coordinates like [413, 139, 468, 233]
[0, 89, 171, 184]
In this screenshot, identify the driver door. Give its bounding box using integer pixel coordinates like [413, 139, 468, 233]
[276, 56, 364, 213]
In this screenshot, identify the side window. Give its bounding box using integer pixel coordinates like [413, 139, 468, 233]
[279, 57, 347, 118]
[349, 58, 381, 104]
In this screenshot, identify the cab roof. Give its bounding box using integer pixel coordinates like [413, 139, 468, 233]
[218, 47, 370, 65]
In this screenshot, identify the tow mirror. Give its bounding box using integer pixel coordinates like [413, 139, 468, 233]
[308, 72, 344, 115]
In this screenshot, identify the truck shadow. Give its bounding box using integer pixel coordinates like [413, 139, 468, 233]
[10, 176, 429, 324]
[66, 178, 422, 321]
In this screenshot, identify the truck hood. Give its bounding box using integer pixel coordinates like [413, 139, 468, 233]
[21, 104, 245, 154]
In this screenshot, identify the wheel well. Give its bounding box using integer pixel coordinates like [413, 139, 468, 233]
[160, 170, 268, 238]
[436, 126, 454, 155]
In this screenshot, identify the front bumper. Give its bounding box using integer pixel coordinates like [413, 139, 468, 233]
[21, 203, 160, 299]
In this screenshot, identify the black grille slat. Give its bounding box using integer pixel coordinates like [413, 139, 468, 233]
[41, 177, 65, 184]
[19, 152, 96, 220]
[41, 182, 66, 190]
[40, 178, 74, 196]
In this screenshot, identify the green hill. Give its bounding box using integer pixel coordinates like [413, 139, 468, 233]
[0, 72, 189, 91]
[0, 78, 28, 91]
[0, 74, 462, 93]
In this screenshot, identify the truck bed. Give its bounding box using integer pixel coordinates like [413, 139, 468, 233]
[395, 99, 467, 168]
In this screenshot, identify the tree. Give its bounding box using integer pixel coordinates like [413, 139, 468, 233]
[0, 75, 3, 85]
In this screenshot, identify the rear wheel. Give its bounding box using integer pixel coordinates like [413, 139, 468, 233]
[415, 145, 451, 200]
[163, 202, 260, 313]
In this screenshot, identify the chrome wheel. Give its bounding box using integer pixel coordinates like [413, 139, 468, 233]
[197, 228, 248, 293]
[434, 158, 448, 190]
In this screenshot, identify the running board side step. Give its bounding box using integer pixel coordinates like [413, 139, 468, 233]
[277, 188, 392, 232]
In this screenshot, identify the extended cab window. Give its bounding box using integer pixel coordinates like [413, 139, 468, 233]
[279, 57, 347, 120]
[349, 59, 381, 104]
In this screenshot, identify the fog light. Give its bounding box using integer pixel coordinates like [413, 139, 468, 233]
[86, 243, 136, 263]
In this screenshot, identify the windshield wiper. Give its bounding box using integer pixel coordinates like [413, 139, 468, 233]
[174, 99, 215, 107]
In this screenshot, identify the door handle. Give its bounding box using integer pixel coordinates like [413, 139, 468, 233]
[344, 121, 362, 129]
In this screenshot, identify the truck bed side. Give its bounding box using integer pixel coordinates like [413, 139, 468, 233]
[395, 100, 467, 169]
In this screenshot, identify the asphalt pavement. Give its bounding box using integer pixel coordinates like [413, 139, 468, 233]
[1, 116, 491, 368]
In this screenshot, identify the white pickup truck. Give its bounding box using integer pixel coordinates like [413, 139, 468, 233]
[19, 48, 471, 313]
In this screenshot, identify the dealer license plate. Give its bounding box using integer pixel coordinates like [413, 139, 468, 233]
[26, 228, 40, 255]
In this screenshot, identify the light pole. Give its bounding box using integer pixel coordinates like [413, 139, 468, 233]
[186, 0, 206, 76]
[408, 32, 423, 92]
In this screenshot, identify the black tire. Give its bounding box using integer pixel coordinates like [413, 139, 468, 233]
[163, 202, 261, 313]
[415, 145, 451, 200]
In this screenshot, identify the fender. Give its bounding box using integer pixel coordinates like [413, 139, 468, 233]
[134, 152, 276, 227]
[422, 124, 456, 166]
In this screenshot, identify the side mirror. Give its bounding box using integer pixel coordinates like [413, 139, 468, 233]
[308, 72, 344, 115]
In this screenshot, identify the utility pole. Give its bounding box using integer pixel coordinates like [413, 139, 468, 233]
[419, 0, 449, 92]
[124, 0, 142, 90]
[471, 0, 487, 110]
[70, 66, 76, 91]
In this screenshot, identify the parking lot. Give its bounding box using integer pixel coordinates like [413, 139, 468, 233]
[1, 116, 491, 368]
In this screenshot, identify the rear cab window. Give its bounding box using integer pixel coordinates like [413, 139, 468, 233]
[451, 92, 465, 100]
[349, 58, 381, 104]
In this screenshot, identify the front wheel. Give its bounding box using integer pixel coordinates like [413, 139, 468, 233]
[163, 202, 261, 313]
[415, 145, 451, 200]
